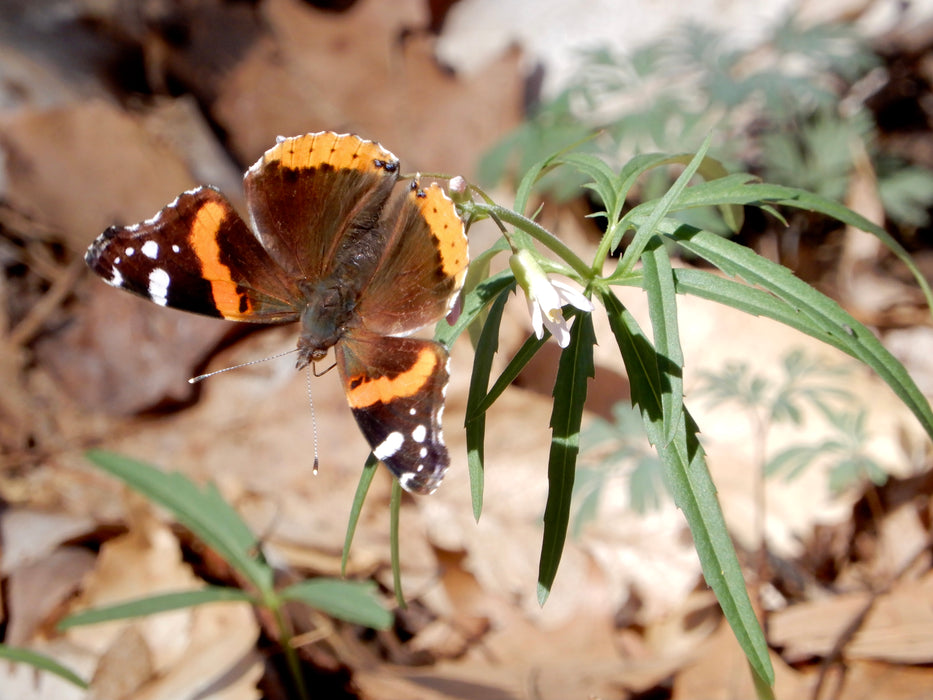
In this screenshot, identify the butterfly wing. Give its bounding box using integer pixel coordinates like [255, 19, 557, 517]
[85, 186, 302, 322]
[338, 331, 451, 495]
[244, 132, 401, 282]
[354, 180, 468, 337]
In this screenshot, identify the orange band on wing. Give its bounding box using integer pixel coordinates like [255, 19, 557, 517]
[188, 201, 250, 315]
[264, 132, 398, 174]
[418, 184, 468, 281]
[345, 348, 438, 409]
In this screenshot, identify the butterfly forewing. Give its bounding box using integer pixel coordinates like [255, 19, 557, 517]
[85, 187, 301, 322]
[244, 132, 400, 282]
[356, 182, 468, 337]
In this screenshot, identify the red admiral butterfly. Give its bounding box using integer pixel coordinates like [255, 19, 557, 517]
[85, 132, 469, 494]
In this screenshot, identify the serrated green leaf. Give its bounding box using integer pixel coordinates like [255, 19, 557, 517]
[599, 289, 774, 686]
[469, 330, 549, 420]
[599, 291, 664, 423]
[280, 579, 392, 629]
[642, 238, 684, 444]
[654, 181, 933, 311]
[537, 313, 596, 605]
[666, 227, 933, 441]
[555, 152, 620, 218]
[0, 645, 88, 689]
[60, 587, 255, 629]
[84, 450, 273, 591]
[617, 135, 712, 272]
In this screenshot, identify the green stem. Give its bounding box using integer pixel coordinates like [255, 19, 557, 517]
[271, 602, 309, 700]
[471, 203, 592, 281]
[592, 219, 629, 278]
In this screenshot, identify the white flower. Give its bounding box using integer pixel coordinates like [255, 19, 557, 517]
[509, 249, 594, 348]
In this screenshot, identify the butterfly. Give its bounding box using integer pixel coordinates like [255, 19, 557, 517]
[85, 131, 468, 494]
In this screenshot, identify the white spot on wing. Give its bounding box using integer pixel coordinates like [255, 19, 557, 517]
[125, 246, 135, 256]
[411, 424, 427, 443]
[108, 267, 124, 288]
[373, 431, 404, 461]
[398, 473, 420, 492]
[148, 268, 170, 306]
[141, 240, 159, 259]
[171, 244, 181, 253]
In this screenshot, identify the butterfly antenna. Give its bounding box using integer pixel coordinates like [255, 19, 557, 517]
[306, 367, 320, 474]
[187, 348, 299, 384]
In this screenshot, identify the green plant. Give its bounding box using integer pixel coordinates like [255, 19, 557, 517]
[480, 14, 933, 228]
[767, 405, 890, 493]
[0, 644, 88, 690]
[66, 450, 392, 700]
[418, 136, 933, 695]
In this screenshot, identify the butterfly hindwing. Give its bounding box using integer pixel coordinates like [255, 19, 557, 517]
[337, 332, 450, 495]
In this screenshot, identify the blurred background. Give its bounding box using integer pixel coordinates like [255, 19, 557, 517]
[3, 0, 933, 698]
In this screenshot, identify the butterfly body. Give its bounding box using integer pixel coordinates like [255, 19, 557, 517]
[85, 132, 468, 494]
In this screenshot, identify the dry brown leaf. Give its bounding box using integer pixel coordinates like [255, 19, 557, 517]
[832, 659, 933, 700]
[0, 100, 196, 253]
[212, 0, 522, 177]
[88, 625, 154, 700]
[674, 619, 808, 700]
[771, 571, 933, 665]
[769, 591, 872, 663]
[67, 509, 203, 671]
[6, 547, 96, 646]
[0, 509, 95, 574]
[130, 603, 262, 700]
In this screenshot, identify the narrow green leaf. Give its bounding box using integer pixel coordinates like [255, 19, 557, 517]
[615, 153, 689, 217]
[655, 181, 933, 311]
[668, 227, 933, 440]
[60, 587, 255, 629]
[342, 453, 380, 576]
[465, 288, 511, 520]
[280, 579, 392, 629]
[435, 271, 515, 348]
[389, 480, 405, 608]
[469, 330, 549, 420]
[0, 645, 88, 689]
[599, 291, 664, 423]
[617, 135, 712, 272]
[537, 313, 596, 605]
[642, 238, 684, 444]
[600, 289, 774, 686]
[513, 133, 598, 219]
[454, 239, 511, 347]
[85, 450, 273, 591]
[555, 152, 620, 217]
[672, 268, 857, 354]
